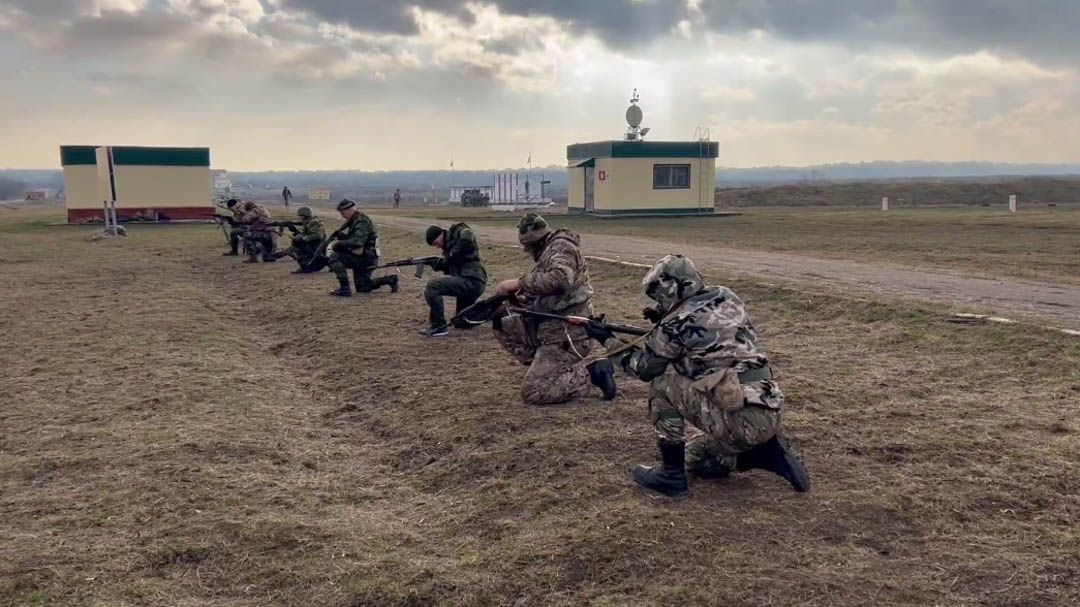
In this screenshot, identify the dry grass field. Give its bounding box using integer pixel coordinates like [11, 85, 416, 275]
[385, 205, 1080, 286]
[1, 208, 1078, 606]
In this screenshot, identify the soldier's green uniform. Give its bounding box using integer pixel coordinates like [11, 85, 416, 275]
[423, 222, 488, 332]
[274, 207, 327, 272]
[602, 255, 810, 496]
[328, 199, 397, 296]
[493, 213, 603, 405]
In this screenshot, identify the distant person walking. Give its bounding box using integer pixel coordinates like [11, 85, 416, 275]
[282, 186, 292, 208]
[393, 188, 401, 208]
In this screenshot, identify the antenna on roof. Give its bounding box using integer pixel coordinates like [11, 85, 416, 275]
[625, 89, 647, 142]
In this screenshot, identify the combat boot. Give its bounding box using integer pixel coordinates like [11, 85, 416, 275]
[386, 274, 400, 293]
[329, 278, 351, 297]
[587, 359, 617, 400]
[632, 441, 688, 497]
[242, 256, 259, 263]
[735, 434, 810, 492]
[223, 249, 239, 256]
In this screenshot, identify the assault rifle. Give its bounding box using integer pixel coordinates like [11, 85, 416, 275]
[211, 214, 242, 245]
[265, 221, 303, 236]
[303, 224, 350, 271]
[374, 255, 441, 278]
[212, 214, 241, 227]
[506, 307, 648, 336]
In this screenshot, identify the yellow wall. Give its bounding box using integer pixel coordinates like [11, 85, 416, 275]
[110, 165, 212, 209]
[63, 166, 103, 209]
[593, 157, 716, 212]
[568, 166, 585, 209]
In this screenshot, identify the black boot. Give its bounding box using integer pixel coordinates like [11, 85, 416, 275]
[418, 324, 449, 337]
[385, 274, 399, 293]
[223, 249, 239, 256]
[587, 359, 617, 401]
[735, 434, 810, 492]
[329, 278, 351, 297]
[632, 441, 688, 497]
[242, 255, 259, 263]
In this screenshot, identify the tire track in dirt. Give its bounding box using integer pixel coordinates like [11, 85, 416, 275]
[372, 214, 1080, 332]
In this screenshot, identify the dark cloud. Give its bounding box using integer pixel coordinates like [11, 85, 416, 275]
[279, 1, 688, 48]
[8, 1, 1080, 64]
[276, 1, 459, 34]
[698, 0, 1080, 65]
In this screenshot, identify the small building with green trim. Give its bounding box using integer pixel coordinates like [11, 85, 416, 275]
[60, 145, 213, 223]
[566, 140, 719, 215]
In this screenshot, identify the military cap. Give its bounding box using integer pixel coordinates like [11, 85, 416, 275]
[425, 225, 444, 245]
[296, 206, 313, 218]
[225, 198, 238, 208]
[336, 198, 356, 212]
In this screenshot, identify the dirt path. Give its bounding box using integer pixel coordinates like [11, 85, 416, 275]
[372, 214, 1080, 331]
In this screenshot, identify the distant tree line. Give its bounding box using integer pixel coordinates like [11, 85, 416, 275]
[0, 177, 28, 200]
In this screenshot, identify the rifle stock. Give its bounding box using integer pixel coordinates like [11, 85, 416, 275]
[303, 225, 348, 270]
[450, 292, 515, 327]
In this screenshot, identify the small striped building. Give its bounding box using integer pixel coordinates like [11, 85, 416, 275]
[567, 141, 719, 215]
[60, 145, 213, 222]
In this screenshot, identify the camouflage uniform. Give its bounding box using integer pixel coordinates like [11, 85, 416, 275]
[239, 202, 276, 261]
[277, 213, 327, 271]
[493, 213, 596, 405]
[613, 255, 794, 479]
[226, 202, 246, 254]
[426, 222, 488, 328]
[328, 208, 395, 292]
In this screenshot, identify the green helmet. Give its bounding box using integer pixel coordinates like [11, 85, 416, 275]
[296, 206, 313, 218]
[642, 254, 705, 314]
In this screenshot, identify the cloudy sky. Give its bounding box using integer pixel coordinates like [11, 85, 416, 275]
[2, 0, 1079, 170]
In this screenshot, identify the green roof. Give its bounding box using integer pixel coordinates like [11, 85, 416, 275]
[60, 146, 98, 166]
[60, 145, 211, 167]
[567, 140, 719, 163]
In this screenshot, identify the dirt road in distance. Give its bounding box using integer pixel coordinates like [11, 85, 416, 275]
[372, 213, 1080, 332]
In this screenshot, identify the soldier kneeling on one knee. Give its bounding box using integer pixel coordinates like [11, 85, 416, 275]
[584, 254, 810, 497]
[272, 206, 327, 274]
[327, 199, 398, 297]
[419, 223, 488, 337]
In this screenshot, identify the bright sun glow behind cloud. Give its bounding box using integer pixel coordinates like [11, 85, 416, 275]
[1, 0, 1078, 169]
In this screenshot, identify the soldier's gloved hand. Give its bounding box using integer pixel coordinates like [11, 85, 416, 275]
[583, 321, 614, 344]
[642, 305, 663, 323]
[617, 350, 634, 374]
[431, 258, 446, 272]
[331, 241, 349, 253]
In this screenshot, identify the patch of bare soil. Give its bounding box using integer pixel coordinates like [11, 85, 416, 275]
[1, 214, 1078, 606]
[372, 214, 1080, 331]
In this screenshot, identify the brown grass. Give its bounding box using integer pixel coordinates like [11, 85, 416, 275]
[1, 209, 1078, 606]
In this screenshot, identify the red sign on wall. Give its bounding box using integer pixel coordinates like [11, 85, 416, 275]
[598, 170, 607, 181]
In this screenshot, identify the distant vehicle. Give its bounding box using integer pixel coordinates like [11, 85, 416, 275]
[460, 189, 491, 207]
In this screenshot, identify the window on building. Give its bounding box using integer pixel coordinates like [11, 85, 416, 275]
[653, 164, 691, 189]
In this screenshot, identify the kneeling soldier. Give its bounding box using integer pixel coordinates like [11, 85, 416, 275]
[587, 254, 809, 496]
[491, 213, 616, 405]
[328, 199, 398, 297]
[239, 201, 277, 263]
[273, 206, 327, 273]
[420, 223, 488, 337]
[223, 198, 245, 256]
